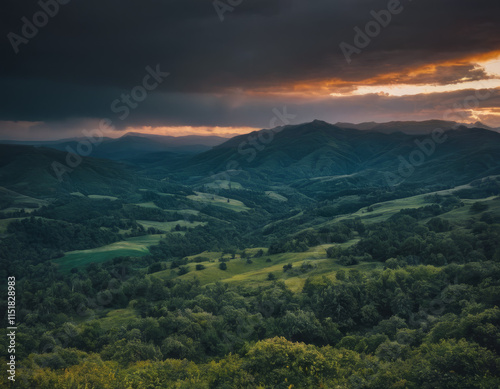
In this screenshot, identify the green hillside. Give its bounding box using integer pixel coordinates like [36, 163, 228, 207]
[3, 123, 500, 388]
[0, 144, 150, 197]
[56, 235, 164, 273]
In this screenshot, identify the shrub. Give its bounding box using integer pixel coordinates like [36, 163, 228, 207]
[470, 202, 489, 213]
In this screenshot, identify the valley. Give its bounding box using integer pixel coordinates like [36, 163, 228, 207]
[4, 1, 500, 386]
[1, 121, 500, 388]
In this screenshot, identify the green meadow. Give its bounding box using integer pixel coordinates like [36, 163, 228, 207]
[56, 234, 163, 273]
[187, 191, 250, 212]
[137, 219, 206, 232]
[148, 239, 374, 292]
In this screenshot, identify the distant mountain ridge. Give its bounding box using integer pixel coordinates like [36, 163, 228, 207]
[1, 120, 500, 197]
[121, 132, 227, 147]
[334, 119, 497, 134]
[0, 133, 228, 160]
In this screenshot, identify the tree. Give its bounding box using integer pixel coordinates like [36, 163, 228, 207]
[219, 262, 227, 271]
[361, 304, 381, 326]
[375, 341, 407, 362]
[278, 310, 323, 343]
[427, 217, 451, 233]
[470, 201, 489, 213]
[336, 270, 346, 281]
[283, 263, 293, 272]
[101, 339, 163, 365]
[148, 262, 162, 273]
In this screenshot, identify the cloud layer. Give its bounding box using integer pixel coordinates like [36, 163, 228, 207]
[1, 0, 500, 138]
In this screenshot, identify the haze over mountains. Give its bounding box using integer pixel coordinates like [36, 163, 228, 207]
[1, 119, 498, 161]
[0, 133, 228, 160]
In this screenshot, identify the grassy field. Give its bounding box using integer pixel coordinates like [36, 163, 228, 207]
[438, 196, 500, 225]
[265, 191, 288, 202]
[137, 219, 206, 232]
[100, 308, 138, 330]
[149, 239, 376, 292]
[168, 209, 201, 216]
[135, 202, 161, 209]
[320, 182, 496, 227]
[148, 192, 499, 292]
[88, 194, 118, 200]
[69, 193, 119, 201]
[60, 186, 499, 291]
[334, 195, 430, 225]
[203, 180, 243, 190]
[187, 192, 250, 212]
[0, 186, 49, 213]
[56, 234, 163, 273]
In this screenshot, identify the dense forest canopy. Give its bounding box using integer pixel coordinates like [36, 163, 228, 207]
[1, 126, 500, 388]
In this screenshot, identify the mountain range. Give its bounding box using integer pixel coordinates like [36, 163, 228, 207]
[171, 120, 500, 193]
[1, 120, 499, 198]
[334, 119, 496, 134]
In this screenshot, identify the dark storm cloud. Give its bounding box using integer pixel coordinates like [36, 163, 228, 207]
[1, 0, 499, 126]
[0, 85, 499, 141]
[2, 80, 498, 130]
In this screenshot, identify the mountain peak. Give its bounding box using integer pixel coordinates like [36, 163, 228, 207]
[311, 119, 329, 125]
[469, 121, 491, 129]
[121, 131, 151, 138]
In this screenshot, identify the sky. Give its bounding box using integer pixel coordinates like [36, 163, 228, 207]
[1, 0, 500, 140]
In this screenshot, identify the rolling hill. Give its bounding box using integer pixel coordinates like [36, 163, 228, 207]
[0, 144, 146, 197]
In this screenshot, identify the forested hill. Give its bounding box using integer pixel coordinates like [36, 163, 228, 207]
[172, 121, 500, 190]
[0, 144, 154, 197]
